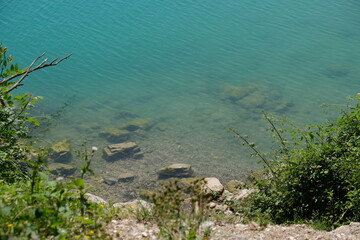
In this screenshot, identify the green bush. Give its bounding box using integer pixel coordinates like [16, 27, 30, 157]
[0, 160, 114, 239]
[233, 96, 360, 229]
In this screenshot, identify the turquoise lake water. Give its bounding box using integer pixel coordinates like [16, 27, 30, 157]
[2, 1, 360, 200]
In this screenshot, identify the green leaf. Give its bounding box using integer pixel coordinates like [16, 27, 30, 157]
[74, 178, 85, 188]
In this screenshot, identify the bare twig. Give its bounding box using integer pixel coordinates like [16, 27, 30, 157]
[1, 53, 72, 93]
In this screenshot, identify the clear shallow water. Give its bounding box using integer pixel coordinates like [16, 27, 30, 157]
[2, 0, 360, 200]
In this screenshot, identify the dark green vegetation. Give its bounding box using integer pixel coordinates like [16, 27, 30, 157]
[232, 98, 360, 230]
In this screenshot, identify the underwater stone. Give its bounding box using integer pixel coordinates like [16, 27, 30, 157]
[322, 66, 349, 78]
[103, 177, 118, 186]
[49, 139, 72, 163]
[47, 163, 76, 176]
[99, 128, 130, 143]
[158, 163, 194, 179]
[240, 91, 266, 109]
[116, 111, 138, 120]
[103, 142, 142, 161]
[118, 172, 136, 182]
[221, 83, 257, 102]
[120, 119, 152, 131]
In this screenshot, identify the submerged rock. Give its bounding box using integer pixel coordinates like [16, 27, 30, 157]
[221, 82, 293, 113]
[158, 163, 194, 179]
[322, 65, 349, 78]
[103, 177, 118, 186]
[221, 83, 257, 102]
[118, 172, 136, 182]
[103, 142, 143, 161]
[99, 128, 130, 142]
[116, 111, 138, 120]
[120, 119, 152, 131]
[47, 163, 76, 176]
[49, 139, 72, 163]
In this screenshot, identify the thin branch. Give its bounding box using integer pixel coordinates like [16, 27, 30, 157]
[230, 128, 277, 177]
[0, 53, 72, 88]
[262, 111, 288, 153]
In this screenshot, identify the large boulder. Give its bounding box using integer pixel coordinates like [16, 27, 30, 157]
[103, 142, 143, 161]
[47, 163, 76, 176]
[49, 139, 72, 163]
[158, 163, 194, 179]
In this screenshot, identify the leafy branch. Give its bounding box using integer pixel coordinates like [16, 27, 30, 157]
[230, 128, 276, 177]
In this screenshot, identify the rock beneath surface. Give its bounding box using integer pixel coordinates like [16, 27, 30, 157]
[49, 139, 72, 162]
[103, 177, 118, 186]
[118, 173, 136, 182]
[158, 163, 194, 179]
[47, 163, 76, 176]
[120, 119, 152, 131]
[203, 177, 224, 199]
[103, 142, 143, 161]
[85, 193, 108, 205]
[99, 128, 130, 142]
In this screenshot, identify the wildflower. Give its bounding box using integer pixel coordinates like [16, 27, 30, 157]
[89, 230, 95, 235]
[7, 223, 13, 227]
[130, 205, 135, 209]
[74, 236, 81, 239]
[85, 236, 90, 239]
[99, 204, 105, 207]
[91, 146, 98, 152]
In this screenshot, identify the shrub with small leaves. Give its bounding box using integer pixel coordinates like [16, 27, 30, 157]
[233, 96, 360, 230]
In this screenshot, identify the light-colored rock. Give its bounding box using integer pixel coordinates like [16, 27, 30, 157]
[118, 172, 136, 182]
[49, 139, 72, 162]
[103, 142, 143, 161]
[233, 188, 258, 201]
[47, 163, 76, 176]
[85, 193, 108, 205]
[203, 177, 224, 199]
[113, 199, 152, 212]
[158, 163, 194, 179]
